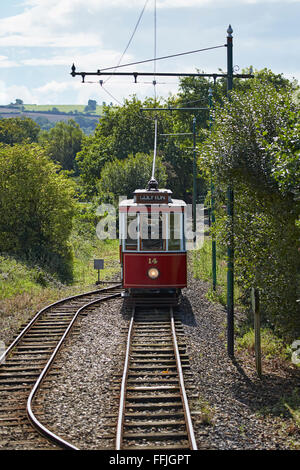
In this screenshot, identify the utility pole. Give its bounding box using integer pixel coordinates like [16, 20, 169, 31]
[209, 87, 217, 291]
[226, 24, 234, 358]
[192, 117, 197, 236]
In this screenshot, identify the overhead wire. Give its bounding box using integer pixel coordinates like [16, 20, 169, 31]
[100, 84, 123, 106]
[97, 44, 226, 72]
[95, 2, 222, 125]
[100, 0, 150, 103]
[95, 1, 224, 107]
[104, 0, 150, 85]
[152, 0, 158, 183]
[153, 0, 157, 102]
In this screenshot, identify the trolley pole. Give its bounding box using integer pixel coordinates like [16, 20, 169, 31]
[226, 25, 234, 358]
[209, 87, 217, 291]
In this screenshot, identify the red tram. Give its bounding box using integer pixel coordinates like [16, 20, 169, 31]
[119, 180, 187, 305]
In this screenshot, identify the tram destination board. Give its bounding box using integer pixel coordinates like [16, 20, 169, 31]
[135, 192, 169, 204]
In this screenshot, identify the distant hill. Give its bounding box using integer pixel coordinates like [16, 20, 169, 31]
[23, 104, 103, 114]
[0, 103, 105, 134]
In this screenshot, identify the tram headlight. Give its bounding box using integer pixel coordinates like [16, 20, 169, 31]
[148, 267, 159, 280]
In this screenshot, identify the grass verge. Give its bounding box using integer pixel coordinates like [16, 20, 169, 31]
[192, 238, 241, 307]
[0, 235, 120, 345]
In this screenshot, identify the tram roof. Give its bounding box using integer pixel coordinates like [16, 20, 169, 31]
[119, 187, 186, 208]
[119, 198, 186, 207]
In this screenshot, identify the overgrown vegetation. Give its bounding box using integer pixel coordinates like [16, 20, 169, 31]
[197, 73, 300, 340]
[0, 142, 76, 282]
[39, 119, 84, 172]
[193, 239, 229, 306]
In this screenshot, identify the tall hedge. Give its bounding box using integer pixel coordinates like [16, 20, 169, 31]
[200, 79, 300, 339]
[0, 143, 76, 280]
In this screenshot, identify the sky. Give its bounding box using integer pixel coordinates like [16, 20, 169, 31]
[0, 0, 299, 106]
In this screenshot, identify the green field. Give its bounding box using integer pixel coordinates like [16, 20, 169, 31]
[23, 104, 103, 115]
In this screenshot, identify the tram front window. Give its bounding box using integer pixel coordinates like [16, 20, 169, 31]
[125, 214, 138, 250]
[140, 213, 165, 251]
[168, 212, 181, 251]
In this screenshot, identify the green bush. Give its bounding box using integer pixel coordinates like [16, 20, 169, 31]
[0, 143, 76, 281]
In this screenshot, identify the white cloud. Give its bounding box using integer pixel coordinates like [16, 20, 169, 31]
[0, 56, 19, 68]
[0, 81, 38, 105]
[0, 33, 101, 48]
[23, 0, 300, 7]
[2, 0, 298, 49]
[22, 49, 133, 69]
[0, 79, 81, 105]
[0, 1, 102, 48]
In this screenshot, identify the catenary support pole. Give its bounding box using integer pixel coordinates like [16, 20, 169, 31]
[192, 117, 197, 238]
[226, 25, 234, 358]
[209, 87, 217, 291]
[251, 288, 262, 378]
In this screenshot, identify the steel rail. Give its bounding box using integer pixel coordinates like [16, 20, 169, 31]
[115, 305, 197, 450]
[170, 307, 197, 450]
[115, 307, 135, 450]
[26, 287, 121, 450]
[0, 285, 120, 365]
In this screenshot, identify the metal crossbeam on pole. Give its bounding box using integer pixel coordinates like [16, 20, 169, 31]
[140, 107, 209, 111]
[71, 67, 253, 83]
[160, 133, 193, 136]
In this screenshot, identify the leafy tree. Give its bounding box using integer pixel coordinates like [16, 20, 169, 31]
[174, 73, 223, 133]
[266, 108, 300, 197]
[98, 153, 167, 206]
[76, 96, 173, 198]
[97, 97, 169, 159]
[201, 79, 298, 191]
[199, 77, 300, 338]
[76, 132, 114, 198]
[74, 115, 97, 135]
[233, 68, 299, 95]
[39, 120, 83, 172]
[84, 99, 97, 112]
[0, 143, 76, 280]
[34, 116, 55, 131]
[0, 117, 40, 145]
[174, 67, 297, 141]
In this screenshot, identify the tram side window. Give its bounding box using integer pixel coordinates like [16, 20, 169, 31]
[125, 214, 138, 250]
[140, 213, 165, 251]
[168, 212, 181, 251]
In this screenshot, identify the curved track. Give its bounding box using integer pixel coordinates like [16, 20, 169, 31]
[0, 284, 122, 450]
[116, 306, 197, 450]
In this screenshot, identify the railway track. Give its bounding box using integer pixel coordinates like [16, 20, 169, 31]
[0, 284, 122, 450]
[116, 306, 197, 450]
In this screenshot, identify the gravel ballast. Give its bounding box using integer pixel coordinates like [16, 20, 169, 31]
[37, 276, 300, 451]
[181, 277, 300, 450]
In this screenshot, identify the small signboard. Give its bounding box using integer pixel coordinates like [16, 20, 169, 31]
[94, 259, 104, 284]
[94, 259, 104, 270]
[135, 192, 169, 204]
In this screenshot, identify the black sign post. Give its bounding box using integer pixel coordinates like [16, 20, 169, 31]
[94, 259, 104, 285]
